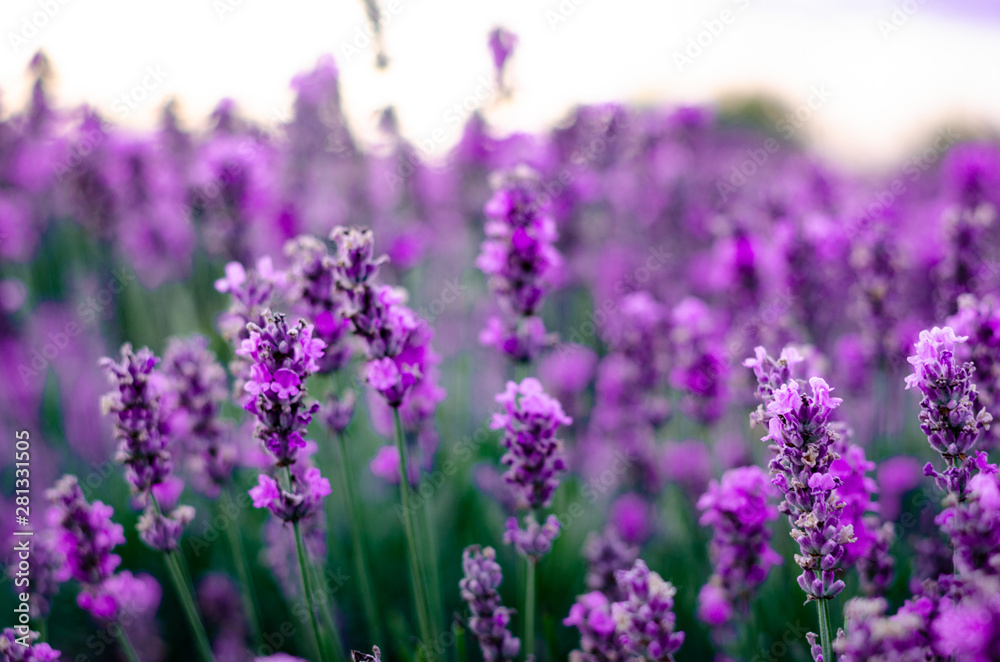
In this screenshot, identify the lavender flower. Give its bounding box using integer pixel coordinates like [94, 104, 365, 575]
[45, 475, 165, 655]
[487, 27, 518, 91]
[491, 378, 571, 510]
[611, 559, 685, 661]
[238, 312, 325, 466]
[582, 527, 639, 602]
[696, 465, 782, 624]
[100, 344, 172, 498]
[948, 294, 1000, 450]
[856, 518, 895, 597]
[0, 629, 61, 662]
[47, 475, 124, 589]
[249, 465, 332, 523]
[503, 514, 561, 560]
[905, 326, 992, 500]
[284, 234, 352, 373]
[350, 647, 382, 662]
[161, 335, 235, 496]
[937, 457, 1000, 574]
[459, 545, 520, 662]
[932, 572, 1000, 660]
[477, 167, 562, 363]
[832, 596, 935, 662]
[563, 591, 622, 662]
[102, 344, 196, 551]
[761, 377, 855, 601]
[215, 257, 287, 402]
[744, 345, 804, 428]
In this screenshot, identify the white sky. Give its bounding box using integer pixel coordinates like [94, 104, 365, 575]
[2, 0, 999, 170]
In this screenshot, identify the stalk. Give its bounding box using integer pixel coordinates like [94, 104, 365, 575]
[163, 550, 215, 662]
[816, 599, 834, 662]
[336, 431, 384, 644]
[294, 520, 331, 662]
[392, 406, 435, 658]
[223, 486, 263, 649]
[150, 495, 214, 662]
[524, 559, 537, 660]
[421, 490, 444, 637]
[113, 623, 142, 662]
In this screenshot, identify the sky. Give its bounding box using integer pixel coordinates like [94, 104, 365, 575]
[1, 0, 999, 170]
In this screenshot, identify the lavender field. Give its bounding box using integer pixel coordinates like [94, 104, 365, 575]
[2, 19, 1000, 662]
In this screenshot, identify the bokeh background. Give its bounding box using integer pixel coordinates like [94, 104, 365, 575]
[3, 1, 1000, 661]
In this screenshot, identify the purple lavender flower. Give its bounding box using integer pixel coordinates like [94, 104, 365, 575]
[937, 456, 1000, 574]
[582, 527, 639, 602]
[743, 345, 804, 428]
[0, 629, 61, 661]
[215, 257, 287, 402]
[477, 166, 562, 363]
[45, 475, 163, 622]
[761, 377, 855, 601]
[856, 518, 895, 597]
[669, 297, 730, 425]
[696, 465, 782, 623]
[350, 647, 382, 662]
[100, 344, 172, 498]
[829, 444, 878, 566]
[162, 335, 236, 496]
[137, 505, 196, 552]
[611, 559, 685, 661]
[905, 326, 992, 500]
[284, 234, 353, 373]
[832, 596, 935, 662]
[459, 545, 520, 662]
[491, 378, 571, 510]
[563, 591, 622, 661]
[503, 514, 561, 559]
[47, 475, 124, 589]
[487, 27, 518, 90]
[237, 311, 325, 466]
[932, 572, 1000, 660]
[320, 390, 355, 436]
[249, 465, 332, 523]
[948, 294, 1000, 450]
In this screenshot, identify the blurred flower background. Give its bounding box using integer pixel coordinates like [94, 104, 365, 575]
[3, 1, 1000, 661]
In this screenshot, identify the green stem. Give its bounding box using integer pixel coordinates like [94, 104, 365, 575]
[294, 519, 331, 662]
[164, 550, 215, 662]
[113, 623, 141, 662]
[223, 486, 263, 650]
[393, 406, 435, 658]
[337, 431, 385, 644]
[421, 491, 444, 637]
[816, 599, 834, 662]
[305, 548, 347, 662]
[525, 559, 536, 660]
